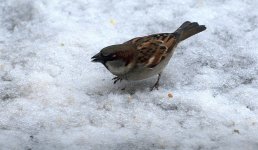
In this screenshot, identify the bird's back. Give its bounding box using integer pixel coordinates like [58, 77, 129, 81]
[122, 21, 206, 80]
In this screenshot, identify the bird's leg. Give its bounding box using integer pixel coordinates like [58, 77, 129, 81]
[150, 73, 162, 91]
[112, 76, 122, 84]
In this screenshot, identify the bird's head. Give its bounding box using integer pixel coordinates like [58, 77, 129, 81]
[91, 44, 134, 76]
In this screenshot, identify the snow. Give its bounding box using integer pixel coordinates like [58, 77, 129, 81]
[0, 0, 258, 149]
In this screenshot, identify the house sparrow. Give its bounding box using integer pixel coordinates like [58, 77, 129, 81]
[92, 21, 206, 90]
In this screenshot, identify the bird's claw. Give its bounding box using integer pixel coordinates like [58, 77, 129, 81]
[150, 82, 159, 91]
[150, 73, 161, 91]
[112, 77, 122, 84]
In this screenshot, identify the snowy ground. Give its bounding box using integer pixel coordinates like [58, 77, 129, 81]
[0, 0, 258, 149]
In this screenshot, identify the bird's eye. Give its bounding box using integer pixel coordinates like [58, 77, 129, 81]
[112, 54, 117, 58]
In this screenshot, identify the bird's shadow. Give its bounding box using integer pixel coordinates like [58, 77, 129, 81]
[86, 71, 176, 97]
[110, 75, 175, 95]
[115, 80, 152, 94]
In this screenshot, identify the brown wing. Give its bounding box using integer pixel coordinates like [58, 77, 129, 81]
[125, 33, 178, 68]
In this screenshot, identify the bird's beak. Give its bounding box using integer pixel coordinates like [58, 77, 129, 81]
[91, 53, 103, 63]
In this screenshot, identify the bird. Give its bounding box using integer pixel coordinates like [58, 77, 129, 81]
[91, 21, 206, 90]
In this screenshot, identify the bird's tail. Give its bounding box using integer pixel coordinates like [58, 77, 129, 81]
[175, 21, 206, 42]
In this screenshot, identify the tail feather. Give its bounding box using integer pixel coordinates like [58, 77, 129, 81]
[175, 21, 206, 42]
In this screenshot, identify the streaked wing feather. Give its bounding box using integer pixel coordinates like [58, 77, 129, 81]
[127, 33, 178, 68]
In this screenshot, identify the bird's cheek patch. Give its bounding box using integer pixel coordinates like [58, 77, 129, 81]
[116, 51, 134, 66]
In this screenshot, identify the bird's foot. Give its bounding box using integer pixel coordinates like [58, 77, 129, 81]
[112, 76, 122, 84]
[150, 82, 159, 91]
[150, 73, 161, 91]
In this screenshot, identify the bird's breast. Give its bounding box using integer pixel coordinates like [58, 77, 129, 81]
[105, 60, 133, 76]
[124, 49, 175, 81]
